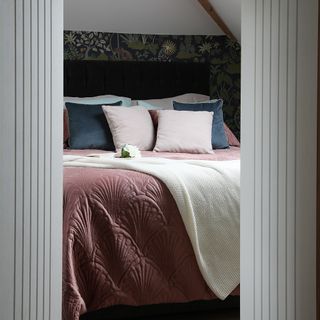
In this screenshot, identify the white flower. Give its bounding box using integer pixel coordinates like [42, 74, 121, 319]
[119, 144, 141, 158]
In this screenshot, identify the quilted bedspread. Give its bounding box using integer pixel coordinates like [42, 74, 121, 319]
[63, 148, 240, 320]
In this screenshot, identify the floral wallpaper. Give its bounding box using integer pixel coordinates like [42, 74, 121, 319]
[64, 31, 241, 138]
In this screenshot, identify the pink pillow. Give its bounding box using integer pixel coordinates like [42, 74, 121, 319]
[149, 110, 240, 147]
[154, 110, 213, 154]
[103, 106, 155, 151]
[224, 123, 240, 147]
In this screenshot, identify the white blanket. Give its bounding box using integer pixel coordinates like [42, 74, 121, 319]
[63, 154, 240, 299]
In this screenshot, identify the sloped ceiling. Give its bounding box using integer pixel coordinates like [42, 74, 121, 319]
[64, 0, 241, 40]
[209, 0, 241, 41]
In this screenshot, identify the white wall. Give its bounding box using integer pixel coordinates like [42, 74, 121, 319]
[0, 0, 63, 319]
[241, 0, 318, 319]
[64, 0, 225, 35]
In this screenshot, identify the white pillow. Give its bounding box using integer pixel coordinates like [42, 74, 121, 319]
[64, 94, 132, 107]
[138, 93, 210, 110]
[103, 106, 155, 151]
[154, 110, 213, 154]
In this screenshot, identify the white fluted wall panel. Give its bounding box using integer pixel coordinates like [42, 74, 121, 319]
[241, 0, 317, 319]
[0, 1, 63, 319]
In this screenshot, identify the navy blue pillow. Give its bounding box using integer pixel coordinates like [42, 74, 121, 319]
[65, 101, 122, 150]
[173, 100, 229, 149]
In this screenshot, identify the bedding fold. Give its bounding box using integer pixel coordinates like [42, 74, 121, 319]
[63, 154, 240, 300]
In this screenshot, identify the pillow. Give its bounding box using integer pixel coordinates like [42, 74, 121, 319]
[63, 95, 132, 147]
[138, 93, 210, 110]
[154, 110, 213, 154]
[63, 108, 69, 148]
[65, 101, 122, 150]
[148, 110, 240, 147]
[173, 100, 229, 149]
[103, 106, 155, 151]
[64, 94, 132, 107]
[224, 123, 240, 147]
[139, 100, 164, 110]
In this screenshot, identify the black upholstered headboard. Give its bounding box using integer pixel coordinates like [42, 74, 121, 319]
[64, 60, 210, 99]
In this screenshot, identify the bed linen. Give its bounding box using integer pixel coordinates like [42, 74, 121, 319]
[63, 148, 240, 320]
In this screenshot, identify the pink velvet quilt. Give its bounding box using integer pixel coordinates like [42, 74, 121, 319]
[63, 148, 240, 320]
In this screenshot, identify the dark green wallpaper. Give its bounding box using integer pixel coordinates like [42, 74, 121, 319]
[64, 31, 241, 138]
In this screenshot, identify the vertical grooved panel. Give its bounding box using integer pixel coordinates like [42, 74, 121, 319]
[261, 1, 271, 318]
[23, 1, 31, 317]
[278, 0, 289, 319]
[0, 0, 63, 319]
[37, 0, 45, 318]
[43, 0, 52, 318]
[240, 1, 256, 320]
[0, 1, 15, 319]
[269, 0, 280, 319]
[295, 0, 318, 318]
[15, 1, 24, 320]
[285, 1, 298, 318]
[255, 2, 263, 319]
[242, 0, 317, 319]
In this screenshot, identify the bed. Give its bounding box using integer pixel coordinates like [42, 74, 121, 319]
[63, 60, 240, 320]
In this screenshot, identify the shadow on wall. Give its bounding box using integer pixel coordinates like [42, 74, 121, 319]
[64, 31, 241, 138]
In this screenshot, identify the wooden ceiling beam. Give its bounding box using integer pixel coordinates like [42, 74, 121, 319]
[197, 0, 237, 42]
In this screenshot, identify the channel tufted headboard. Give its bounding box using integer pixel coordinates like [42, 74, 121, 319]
[64, 60, 210, 99]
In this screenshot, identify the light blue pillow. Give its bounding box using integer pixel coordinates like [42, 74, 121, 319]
[64, 95, 132, 107]
[137, 100, 164, 110]
[173, 99, 229, 149]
